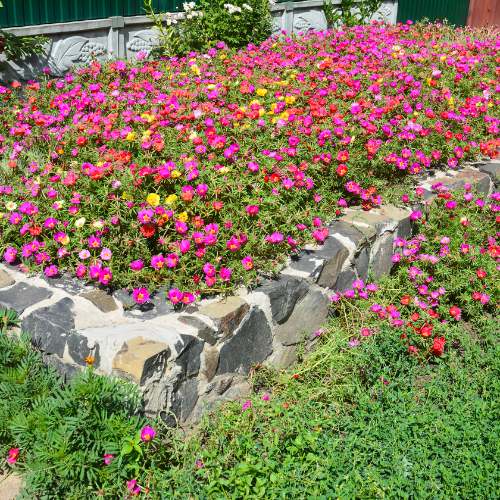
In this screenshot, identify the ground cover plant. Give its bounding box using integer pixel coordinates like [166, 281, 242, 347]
[0, 21, 500, 304]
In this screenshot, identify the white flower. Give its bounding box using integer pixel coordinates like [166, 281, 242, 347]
[187, 14, 192, 19]
[242, 3, 252, 10]
[91, 220, 104, 229]
[5, 202, 17, 211]
[189, 1, 195, 8]
[75, 217, 86, 228]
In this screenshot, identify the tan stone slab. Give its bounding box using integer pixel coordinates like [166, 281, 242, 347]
[0, 269, 15, 288]
[79, 289, 118, 312]
[112, 336, 169, 385]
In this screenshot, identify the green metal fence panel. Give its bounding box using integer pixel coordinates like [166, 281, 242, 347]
[397, 0, 471, 27]
[0, 0, 186, 27]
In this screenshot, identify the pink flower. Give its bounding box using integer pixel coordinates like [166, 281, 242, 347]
[131, 260, 144, 271]
[166, 254, 178, 268]
[7, 448, 19, 465]
[246, 205, 259, 215]
[181, 292, 195, 305]
[169, 288, 183, 304]
[151, 254, 165, 269]
[104, 454, 114, 465]
[266, 232, 283, 243]
[100, 248, 112, 260]
[45, 265, 58, 277]
[219, 267, 231, 281]
[126, 479, 140, 495]
[133, 287, 150, 303]
[180, 239, 190, 253]
[140, 426, 156, 441]
[361, 328, 370, 337]
[241, 256, 253, 270]
[242, 401, 252, 410]
[98, 268, 112, 284]
[226, 237, 240, 251]
[4, 246, 17, 262]
[76, 265, 87, 278]
[352, 280, 364, 290]
[313, 217, 322, 227]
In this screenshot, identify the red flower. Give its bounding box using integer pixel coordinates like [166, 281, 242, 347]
[430, 337, 445, 356]
[140, 223, 155, 238]
[476, 269, 487, 279]
[449, 306, 461, 318]
[410, 312, 419, 322]
[401, 295, 411, 305]
[213, 201, 223, 211]
[337, 164, 348, 177]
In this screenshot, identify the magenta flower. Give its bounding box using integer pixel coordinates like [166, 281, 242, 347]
[246, 205, 259, 215]
[151, 254, 165, 269]
[88, 235, 101, 248]
[175, 221, 187, 233]
[76, 264, 87, 278]
[219, 267, 231, 281]
[165, 254, 178, 268]
[140, 426, 156, 441]
[130, 260, 143, 271]
[98, 268, 112, 284]
[181, 292, 195, 305]
[89, 265, 101, 279]
[4, 246, 17, 262]
[226, 237, 240, 251]
[179, 239, 190, 253]
[104, 454, 114, 465]
[133, 287, 149, 303]
[241, 256, 253, 270]
[242, 401, 252, 410]
[45, 265, 58, 277]
[126, 479, 140, 495]
[168, 288, 183, 304]
[205, 223, 219, 235]
[203, 263, 215, 276]
[7, 448, 19, 465]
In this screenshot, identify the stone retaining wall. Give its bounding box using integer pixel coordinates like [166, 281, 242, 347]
[1, 158, 498, 424]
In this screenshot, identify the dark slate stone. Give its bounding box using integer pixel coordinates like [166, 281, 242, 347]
[178, 314, 218, 345]
[42, 353, 81, 383]
[176, 337, 204, 378]
[334, 268, 357, 292]
[355, 247, 371, 283]
[371, 233, 395, 281]
[316, 245, 350, 289]
[22, 297, 76, 357]
[0, 282, 53, 314]
[327, 220, 375, 254]
[114, 286, 175, 319]
[41, 273, 93, 296]
[259, 275, 309, 324]
[478, 161, 500, 186]
[216, 307, 273, 376]
[289, 250, 324, 279]
[66, 332, 101, 367]
[170, 378, 199, 422]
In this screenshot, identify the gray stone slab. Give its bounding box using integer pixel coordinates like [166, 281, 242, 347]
[41, 273, 93, 296]
[114, 286, 175, 319]
[0, 282, 53, 314]
[259, 275, 309, 324]
[289, 250, 325, 279]
[478, 161, 500, 186]
[275, 289, 331, 345]
[22, 298, 76, 357]
[355, 247, 371, 283]
[178, 314, 218, 345]
[371, 233, 395, 281]
[216, 307, 273, 376]
[334, 268, 357, 293]
[66, 331, 101, 367]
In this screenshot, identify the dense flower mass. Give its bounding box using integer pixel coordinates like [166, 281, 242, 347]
[1, 21, 500, 303]
[332, 185, 500, 358]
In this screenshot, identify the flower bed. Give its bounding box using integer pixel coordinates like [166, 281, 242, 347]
[0, 22, 500, 303]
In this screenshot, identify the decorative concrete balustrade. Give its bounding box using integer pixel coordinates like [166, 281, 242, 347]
[0, 158, 498, 425]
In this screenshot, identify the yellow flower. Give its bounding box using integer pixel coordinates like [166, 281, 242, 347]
[171, 170, 181, 178]
[219, 54, 226, 60]
[191, 65, 200, 76]
[126, 132, 135, 141]
[97, 161, 104, 167]
[75, 217, 86, 228]
[60, 235, 70, 245]
[122, 191, 133, 200]
[285, 96, 295, 105]
[256, 88, 267, 97]
[259, 108, 265, 117]
[147, 193, 160, 206]
[57, 149, 64, 154]
[219, 167, 229, 174]
[178, 212, 188, 222]
[165, 194, 178, 205]
[272, 42, 277, 48]
[91, 220, 104, 229]
[55, 200, 64, 209]
[249, 99, 260, 105]
[207, 84, 215, 90]
[290, 74, 296, 79]
[142, 130, 152, 138]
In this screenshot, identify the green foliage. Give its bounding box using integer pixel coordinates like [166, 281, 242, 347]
[143, 0, 180, 58]
[0, 320, 149, 499]
[323, 0, 383, 29]
[0, 30, 47, 71]
[174, 0, 273, 55]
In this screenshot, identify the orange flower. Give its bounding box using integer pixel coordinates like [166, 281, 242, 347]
[85, 356, 94, 364]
